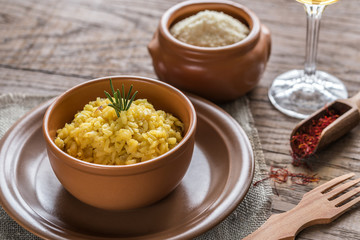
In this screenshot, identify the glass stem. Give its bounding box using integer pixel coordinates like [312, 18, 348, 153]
[303, 4, 325, 77]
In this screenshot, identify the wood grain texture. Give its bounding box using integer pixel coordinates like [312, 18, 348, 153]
[1, 0, 360, 239]
[244, 173, 360, 240]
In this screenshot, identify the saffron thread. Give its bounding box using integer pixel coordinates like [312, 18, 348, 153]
[254, 167, 320, 187]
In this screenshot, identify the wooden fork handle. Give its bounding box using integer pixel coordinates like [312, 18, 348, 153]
[243, 205, 322, 240]
[243, 213, 296, 240]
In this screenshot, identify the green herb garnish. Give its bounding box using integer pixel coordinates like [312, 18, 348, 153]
[104, 78, 138, 117]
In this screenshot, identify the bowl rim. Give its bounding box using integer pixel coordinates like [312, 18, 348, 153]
[42, 75, 197, 175]
[160, 0, 261, 52]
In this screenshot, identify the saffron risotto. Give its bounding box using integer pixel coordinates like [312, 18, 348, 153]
[54, 97, 184, 165]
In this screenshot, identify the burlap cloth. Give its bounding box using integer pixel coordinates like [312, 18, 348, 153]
[0, 93, 272, 240]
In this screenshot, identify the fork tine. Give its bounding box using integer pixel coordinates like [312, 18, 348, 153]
[309, 173, 355, 194]
[326, 178, 360, 199]
[332, 186, 360, 207]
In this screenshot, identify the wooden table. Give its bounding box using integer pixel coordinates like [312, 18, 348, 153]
[1, 0, 360, 239]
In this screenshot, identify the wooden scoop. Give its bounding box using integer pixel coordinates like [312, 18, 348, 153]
[290, 91, 360, 157]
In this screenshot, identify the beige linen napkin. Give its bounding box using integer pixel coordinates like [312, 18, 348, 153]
[0, 93, 272, 240]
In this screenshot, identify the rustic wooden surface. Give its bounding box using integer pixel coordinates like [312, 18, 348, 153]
[1, 0, 360, 239]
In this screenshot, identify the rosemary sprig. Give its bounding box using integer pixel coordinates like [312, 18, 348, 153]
[104, 79, 138, 117]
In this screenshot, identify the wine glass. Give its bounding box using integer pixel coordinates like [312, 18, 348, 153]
[268, 0, 348, 119]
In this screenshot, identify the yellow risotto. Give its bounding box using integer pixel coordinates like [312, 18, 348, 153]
[54, 97, 184, 165]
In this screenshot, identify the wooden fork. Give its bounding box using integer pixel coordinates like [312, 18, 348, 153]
[244, 173, 360, 240]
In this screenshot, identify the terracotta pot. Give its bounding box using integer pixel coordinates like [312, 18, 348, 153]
[42, 76, 197, 210]
[148, 0, 271, 102]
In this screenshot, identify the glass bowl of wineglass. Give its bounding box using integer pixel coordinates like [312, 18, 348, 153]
[268, 0, 347, 119]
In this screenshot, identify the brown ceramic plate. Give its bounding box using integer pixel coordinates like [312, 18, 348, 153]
[0, 94, 254, 240]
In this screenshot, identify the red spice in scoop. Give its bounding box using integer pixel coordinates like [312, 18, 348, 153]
[291, 109, 340, 164]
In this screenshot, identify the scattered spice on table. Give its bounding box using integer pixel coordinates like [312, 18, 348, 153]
[290, 108, 341, 165]
[254, 167, 320, 187]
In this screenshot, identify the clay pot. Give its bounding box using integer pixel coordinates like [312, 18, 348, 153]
[148, 0, 271, 102]
[42, 76, 197, 211]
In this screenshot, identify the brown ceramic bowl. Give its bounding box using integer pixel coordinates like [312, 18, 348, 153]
[148, 0, 271, 102]
[42, 76, 197, 211]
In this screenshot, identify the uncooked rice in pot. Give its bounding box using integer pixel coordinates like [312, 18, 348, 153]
[54, 98, 184, 165]
[170, 10, 250, 47]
